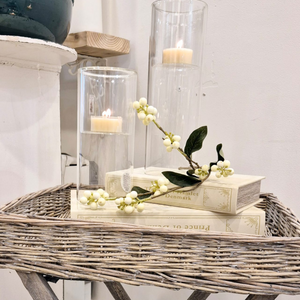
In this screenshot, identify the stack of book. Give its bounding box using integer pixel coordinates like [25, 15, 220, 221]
[71, 168, 266, 236]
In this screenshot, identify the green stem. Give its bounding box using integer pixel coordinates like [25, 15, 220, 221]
[152, 119, 167, 135]
[141, 170, 211, 202]
[177, 147, 200, 169]
[152, 119, 200, 170]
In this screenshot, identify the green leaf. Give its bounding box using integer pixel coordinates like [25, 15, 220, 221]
[216, 143, 225, 161]
[210, 144, 225, 167]
[184, 126, 208, 158]
[187, 169, 198, 179]
[131, 186, 152, 200]
[162, 171, 200, 187]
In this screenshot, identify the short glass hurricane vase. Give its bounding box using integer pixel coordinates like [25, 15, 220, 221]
[77, 67, 137, 192]
[146, 0, 207, 174]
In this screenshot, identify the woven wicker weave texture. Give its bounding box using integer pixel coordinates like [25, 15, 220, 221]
[1, 183, 300, 295]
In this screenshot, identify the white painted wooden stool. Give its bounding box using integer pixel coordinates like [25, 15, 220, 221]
[0, 36, 77, 298]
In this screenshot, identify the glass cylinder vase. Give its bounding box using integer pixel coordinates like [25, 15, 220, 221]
[146, 0, 207, 174]
[77, 67, 137, 191]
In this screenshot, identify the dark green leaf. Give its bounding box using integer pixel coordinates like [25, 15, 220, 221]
[187, 169, 198, 179]
[184, 126, 208, 158]
[210, 144, 225, 167]
[216, 143, 225, 161]
[131, 186, 152, 200]
[162, 171, 200, 187]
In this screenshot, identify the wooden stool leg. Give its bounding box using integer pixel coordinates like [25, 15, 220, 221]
[187, 291, 211, 300]
[245, 295, 278, 300]
[17, 271, 59, 300]
[104, 282, 132, 300]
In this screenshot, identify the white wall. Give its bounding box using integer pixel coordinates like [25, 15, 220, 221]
[61, 0, 300, 299]
[101, 0, 300, 217]
[95, 0, 300, 299]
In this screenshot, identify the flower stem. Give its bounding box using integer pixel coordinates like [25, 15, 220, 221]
[152, 119, 200, 170]
[152, 119, 167, 135]
[141, 170, 211, 202]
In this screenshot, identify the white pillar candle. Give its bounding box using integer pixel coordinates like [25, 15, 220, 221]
[91, 109, 122, 133]
[162, 40, 193, 64]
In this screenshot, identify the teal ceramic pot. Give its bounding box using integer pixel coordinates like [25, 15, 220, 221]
[0, 0, 74, 44]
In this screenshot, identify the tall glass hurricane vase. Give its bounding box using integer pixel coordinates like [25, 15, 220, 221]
[77, 67, 137, 191]
[146, 0, 207, 174]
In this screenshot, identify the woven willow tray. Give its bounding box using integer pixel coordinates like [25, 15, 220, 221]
[1, 183, 300, 295]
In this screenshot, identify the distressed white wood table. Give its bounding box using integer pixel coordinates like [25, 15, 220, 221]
[16, 272, 279, 300]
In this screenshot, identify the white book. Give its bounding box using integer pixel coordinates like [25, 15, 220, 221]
[105, 167, 265, 215]
[71, 190, 265, 236]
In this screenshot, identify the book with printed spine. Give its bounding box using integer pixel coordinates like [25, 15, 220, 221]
[71, 190, 265, 236]
[105, 167, 265, 215]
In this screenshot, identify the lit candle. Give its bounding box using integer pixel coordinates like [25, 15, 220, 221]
[91, 109, 122, 133]
[162, 40, 193, 64]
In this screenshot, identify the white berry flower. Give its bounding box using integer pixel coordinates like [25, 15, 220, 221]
[159, 185, 168, 193]
[146, 114, 154, 122]
[134, 97, 157, 127]
[137, 203, 145, 213]
[163, 138, 171, 146]
[124, 206, 134, 214]
[173, 135, 181, 142]
[195, 167, 209, 179]
[149, 177, 170, 198]
[162, 134, 181, 150]
[139, 97, 147, 106]
[172, 141, 180, 149]
[166, 146, 173, 152]
[115, 198, 122, 205]
[154, 190, 161, 196]
[163, 178, 170, 185]
[217, 161, 224, 168]
[158, 178, 166, 186]
[223, 160, 230, 168]
[202, 164, 209, 172]
[199, 174, 207, 180]
[82, 189, 110, 208]
[93, 192, 100, 199]
[133, 101, 140, 109]
[147, 106, 156, 114]
[130, 191, 138, 198]
[138, 112, 146, 120]
[98, 198, 106, 206]
[97, 189, 105, 196]
[124, 197, 132, 205]
[211, 161, 234, 178]
[211, 165, 218, 172]
[80, 196, 88, 204]
[83, 191, 91, 198]
[90, 202, 98, 210]
[227, 168, 234, 175]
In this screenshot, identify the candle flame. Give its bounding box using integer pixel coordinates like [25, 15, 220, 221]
[102, 109, 111, 118]
[177, 40, 183, 49]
